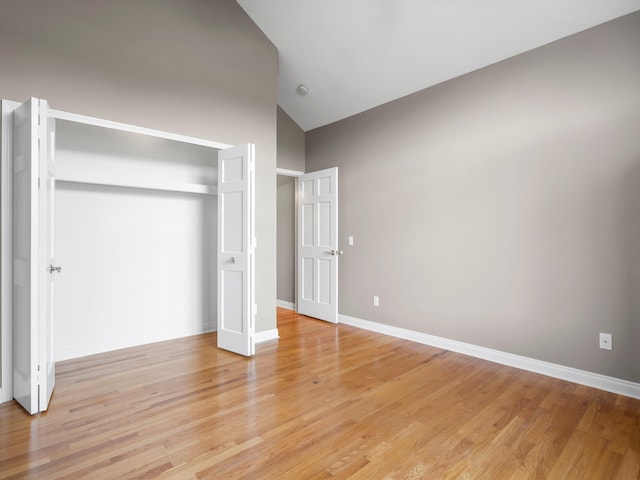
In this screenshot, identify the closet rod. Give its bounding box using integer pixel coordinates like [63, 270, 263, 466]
[56, 176, 218, 196]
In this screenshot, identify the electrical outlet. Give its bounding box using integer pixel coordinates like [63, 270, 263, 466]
[599, 333, 612, 350]
[373, 295, 379, 307]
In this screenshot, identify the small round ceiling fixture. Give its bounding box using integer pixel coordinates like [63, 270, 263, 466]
[296, 84, 309, 96]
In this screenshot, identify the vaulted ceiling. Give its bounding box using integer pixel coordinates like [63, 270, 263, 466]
[237, 0, 640, 131]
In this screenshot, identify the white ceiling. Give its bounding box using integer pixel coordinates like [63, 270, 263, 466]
[237, 0, 640, 132]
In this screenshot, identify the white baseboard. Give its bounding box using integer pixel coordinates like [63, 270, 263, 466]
[55, 322, 217, 362]
[339, 314, 640, 400]
[255, 328, 280, 343]
[277, 299, 296, 310]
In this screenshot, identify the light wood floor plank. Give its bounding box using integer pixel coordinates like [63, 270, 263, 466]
[1, 308, 639, 479]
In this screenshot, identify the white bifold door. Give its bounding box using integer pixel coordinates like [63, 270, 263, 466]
[217, 144, 256, 356]
[297, 168, 339, 323]
[13, 98, 57, 414]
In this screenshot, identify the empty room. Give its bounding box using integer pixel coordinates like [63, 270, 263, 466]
[1, 1, 639, 479]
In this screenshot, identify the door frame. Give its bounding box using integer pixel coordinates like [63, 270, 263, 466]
[0, 98, 246, 404]
[276, 168, 303, 312]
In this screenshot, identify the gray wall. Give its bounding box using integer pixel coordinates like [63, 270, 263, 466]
[0, 0, 278, 339]
[277, 176, 296, 303]
[306, 12, 640, 383]
[276, 107, 305, 304]
[277, 107, 305, 172]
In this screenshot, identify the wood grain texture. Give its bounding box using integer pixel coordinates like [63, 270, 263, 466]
[1, 308, 639, 479]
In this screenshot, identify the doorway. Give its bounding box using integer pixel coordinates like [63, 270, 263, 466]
[276, 174, 296, 310]
[276, 167, 340, 323]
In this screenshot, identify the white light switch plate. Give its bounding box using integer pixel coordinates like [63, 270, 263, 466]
[599, 333, 612, 350]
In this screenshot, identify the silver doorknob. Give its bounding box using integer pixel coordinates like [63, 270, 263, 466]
[228, 257, 236, 264]
[49, 265, 62, 274]
[324, 250, 344, 256]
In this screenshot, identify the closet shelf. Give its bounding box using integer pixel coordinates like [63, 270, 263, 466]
[51, 108, 233, 150]
[56, 174, 217, 195]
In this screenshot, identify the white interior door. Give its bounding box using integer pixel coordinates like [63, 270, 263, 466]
[13, 98, 55, 414]
[297, 168, 339, 323]
[217, 144, 255, 356]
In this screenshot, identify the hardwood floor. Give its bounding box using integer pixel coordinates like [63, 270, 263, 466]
[1, 308, 639, 479]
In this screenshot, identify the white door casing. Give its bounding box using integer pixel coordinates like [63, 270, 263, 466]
[12, 98, 55, 414]
[217, 144, 256, 356]
[297, 168, 339, 323]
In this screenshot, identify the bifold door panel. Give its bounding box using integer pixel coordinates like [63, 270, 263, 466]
[217, 144, 256, 356]
[12, 98, 55, 414]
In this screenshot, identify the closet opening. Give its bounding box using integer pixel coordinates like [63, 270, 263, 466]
[54, 119, 219, 361]
[1, 97, 256, 413]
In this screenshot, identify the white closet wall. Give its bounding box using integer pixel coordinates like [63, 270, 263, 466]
[54, 120, 218, 361]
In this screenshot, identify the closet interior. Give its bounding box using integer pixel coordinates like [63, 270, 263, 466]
[53, 117, 221, 361]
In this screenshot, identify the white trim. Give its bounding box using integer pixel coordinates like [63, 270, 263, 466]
[255, 328, 280, 343]
[277, 299, 296, 310]
[0, 99, 19, 403]
[56, 323, 217, 362]
[50, 109, 232, 150]
[339, 314, 640, 400]
[276, 168, 304, 177]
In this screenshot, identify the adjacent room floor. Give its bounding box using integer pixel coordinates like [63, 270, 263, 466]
[1, 308, 639, 479]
